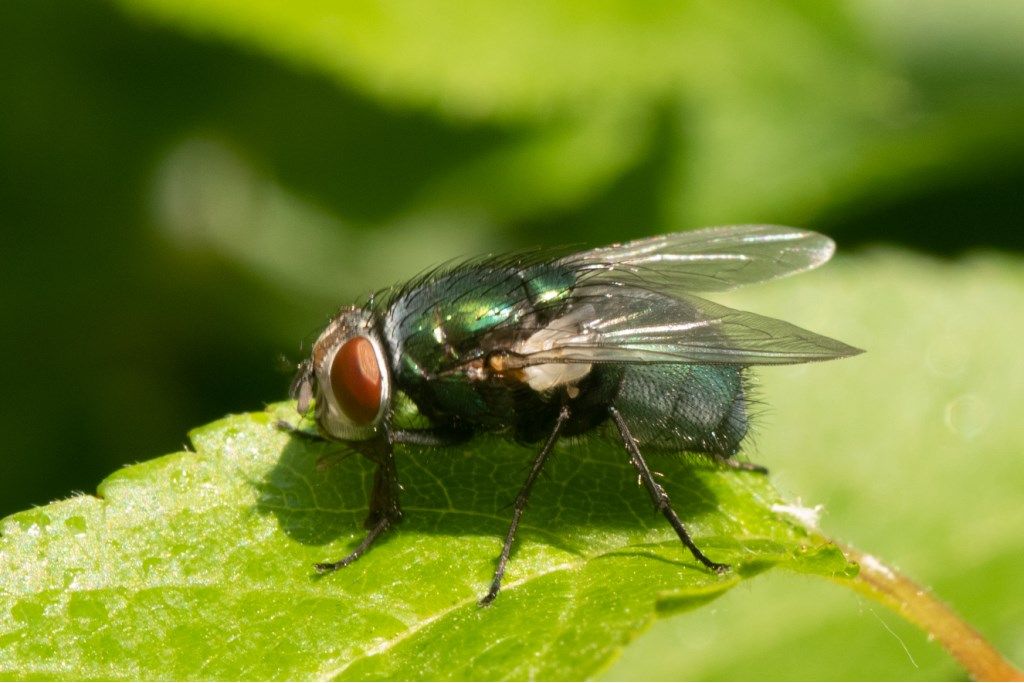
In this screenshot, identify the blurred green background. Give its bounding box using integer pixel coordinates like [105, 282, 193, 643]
[2, 0, 1022, 679]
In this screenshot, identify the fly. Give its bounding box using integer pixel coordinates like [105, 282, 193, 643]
[284, 225, 863, 605]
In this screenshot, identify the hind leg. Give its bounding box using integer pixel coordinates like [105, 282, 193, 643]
[609, 406, 729, 574]
[715, 455, 768, 475]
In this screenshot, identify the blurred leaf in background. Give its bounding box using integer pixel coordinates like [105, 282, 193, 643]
[1, 0, 1021, 678]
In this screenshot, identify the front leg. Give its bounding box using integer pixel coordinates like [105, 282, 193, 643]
[276, 419, 358, 471]
[315, 436, 402, 573]
[274, 419, 327, 443]
[391, 427, 472, 448]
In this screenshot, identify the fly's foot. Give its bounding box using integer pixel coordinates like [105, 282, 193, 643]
[719, 457, 768, 475]
[688, 544, 731, 574]
[314, 557, 354, 574]
[478, 583, 501, 608]
[275, 419, 327, 443]
[708, 561, 731, 574]
[313, 546, 367, 575]
[314, 516, 393, 577]
[691, 551, 730, 574]
[734, 461, 769, 475]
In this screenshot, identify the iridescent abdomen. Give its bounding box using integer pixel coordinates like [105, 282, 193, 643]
[612, 363, 748, 457]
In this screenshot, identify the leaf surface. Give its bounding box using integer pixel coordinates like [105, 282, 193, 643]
[0, 406, 850, 680]
[603, 251, 1024, 679]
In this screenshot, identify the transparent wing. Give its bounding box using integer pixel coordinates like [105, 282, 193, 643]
[564, 225, 836, 293]
[506, 286, 862, 368]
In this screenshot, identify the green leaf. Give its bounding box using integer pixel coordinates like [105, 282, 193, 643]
[117, 0, 1024, 230]
[0, 405, 852, 679]
[603, 250, 1024, 679]
[3, 252, 1021, 679]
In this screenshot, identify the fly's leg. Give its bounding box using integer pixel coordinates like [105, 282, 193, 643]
[274, 419, 328, 443]
[609, 406, 729, 574]
[314, 515, 391, 572]
[391, 428, 471, 448]
[274, 420, 354, 471]
[715, 456, 768, 475]
[479, 405, 571, 607]
[312, 429, 462, 574]
[315, 438, 402, 574]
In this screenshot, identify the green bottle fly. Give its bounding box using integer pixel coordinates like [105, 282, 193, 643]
[287, 225, 862, 604]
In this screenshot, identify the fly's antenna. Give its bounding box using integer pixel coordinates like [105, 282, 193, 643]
[290, 358, 317, 416]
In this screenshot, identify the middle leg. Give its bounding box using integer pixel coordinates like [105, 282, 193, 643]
[479, 405, 571, 606]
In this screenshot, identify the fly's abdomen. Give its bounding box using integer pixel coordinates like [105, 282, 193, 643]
[612, 363, 748, 457]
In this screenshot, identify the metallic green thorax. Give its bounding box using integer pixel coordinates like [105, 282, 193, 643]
[381, 262, 575, 432]
[293, 226, 860, 603]
[380, 260, 748, 454]
[385, 261, 573, 373]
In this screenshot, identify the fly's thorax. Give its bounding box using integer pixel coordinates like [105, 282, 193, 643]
[384, 275, 526, 379]
[293, 307, 392, 441]
[381, 262, 578, 381]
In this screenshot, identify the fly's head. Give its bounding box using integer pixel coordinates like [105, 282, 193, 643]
[291, 307, 391, 441]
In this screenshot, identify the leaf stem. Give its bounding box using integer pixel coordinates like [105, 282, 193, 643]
[836, 544, 1023, 682]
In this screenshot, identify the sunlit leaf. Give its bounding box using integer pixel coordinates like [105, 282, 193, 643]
[606, 250, 1024, 679]
[0, 405, 851, 679]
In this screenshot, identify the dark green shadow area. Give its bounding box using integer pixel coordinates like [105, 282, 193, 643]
[0, 0, 523, 518]
[826, 156, 1024, 254]
[256, 428, 721, 563]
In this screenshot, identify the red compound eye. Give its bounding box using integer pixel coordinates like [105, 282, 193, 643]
[329, 336, 382, 425]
